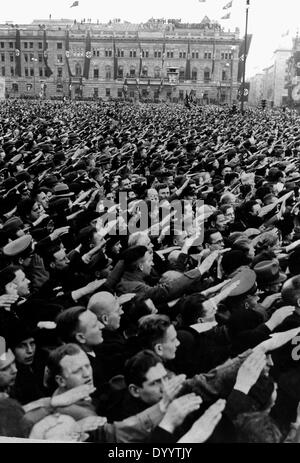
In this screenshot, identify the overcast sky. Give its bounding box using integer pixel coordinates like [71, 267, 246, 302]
[1, 0, 299, 77]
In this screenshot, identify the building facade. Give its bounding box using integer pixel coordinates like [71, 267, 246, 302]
[285, 35, 300, 109]
[248, 73, 264, 106]
[272, 49, 290, 106]
[0, 17, 242, 103]
[248, 44, 291, 108]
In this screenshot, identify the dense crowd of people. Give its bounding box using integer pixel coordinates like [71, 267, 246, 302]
[1, 99, 300, 442]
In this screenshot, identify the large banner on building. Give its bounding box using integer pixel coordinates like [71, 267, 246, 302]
[43, 29, 53, 77]
[0, 77, 5, 99]
[15, 29, 21, 77]
[65, 30, 73, 78]
[83, 31, 91, 79]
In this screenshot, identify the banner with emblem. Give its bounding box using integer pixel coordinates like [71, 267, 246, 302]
[83, 31, 91, 79]
[237, 34, 252, 82]
[15, 29, 21, 77]
[237, 82, 250, 102]
[65, 29, 73, 78]
[185, 39, 191, 80]
[43, 29, 53, 77]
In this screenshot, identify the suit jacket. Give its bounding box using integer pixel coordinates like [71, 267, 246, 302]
[24, 392, 165, 443]
[116, 267, 203, 304]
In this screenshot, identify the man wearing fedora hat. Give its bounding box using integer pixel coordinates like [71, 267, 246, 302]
[254, 259, 287, 303]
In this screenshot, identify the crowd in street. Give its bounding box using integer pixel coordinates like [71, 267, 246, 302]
[1, 99, 300, 442]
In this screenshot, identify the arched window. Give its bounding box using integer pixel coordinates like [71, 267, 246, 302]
[154, 66, 160, 78]
[204, 67, 210, 82]
[75, 63, 81, 77]
[222, 68, 228, 81]
[142, 66, 148, 77]
[93, 66, 99, 79]
[192, 67, 197, 81]
[105, 65, 111, 80]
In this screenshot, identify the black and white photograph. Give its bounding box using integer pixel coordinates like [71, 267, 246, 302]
[0, 0, 300, 449]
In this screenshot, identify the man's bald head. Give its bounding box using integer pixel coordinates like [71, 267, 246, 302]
[281, 276, 300, 307]
[88, 292, 123, 331]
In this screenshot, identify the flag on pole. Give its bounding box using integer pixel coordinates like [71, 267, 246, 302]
[70, 1, 79, 7]
[222, 1, 232, 9]
[237, 34, 252, 82]
[221, 13, 231, 19]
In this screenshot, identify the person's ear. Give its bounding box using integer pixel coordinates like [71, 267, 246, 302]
[75, 332, 86, 345]
[18, 257, 24, 265]
[197, 317, 204, 323]
[244, 302, 249, 310]
[55, 374, 66, 388]
[296, 298, 300, 308]
[154, 343, 163, 357]
[138, 262, 144, 272]
[101, 314, 108, 326]
[50, 262, 55, 269]
[128, 384, 140, 398]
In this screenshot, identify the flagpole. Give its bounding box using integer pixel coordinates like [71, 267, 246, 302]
[241, 0, 249, 114]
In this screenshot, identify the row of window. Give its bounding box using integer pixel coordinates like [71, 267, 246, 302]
[8, 84, 225, 100]
[72, 64, 229, 81]
[0, 41, 43, 49]
[1, 66, 48, 77]
[1, 61, 230, 81]
[0, 41, 234, 60]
